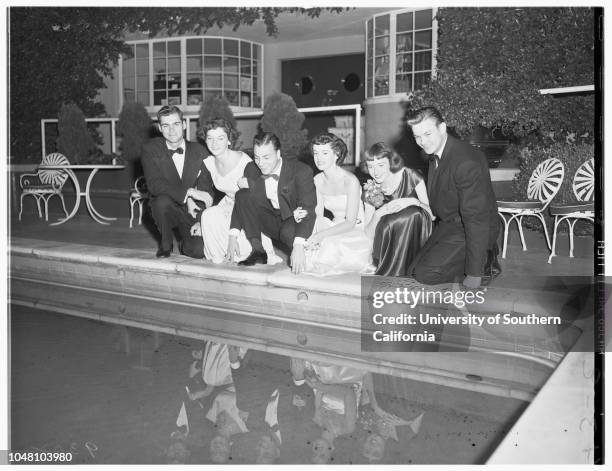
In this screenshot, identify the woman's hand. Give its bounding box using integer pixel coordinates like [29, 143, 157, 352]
[186, 188, 213, 207]
[190, 222, 202, 236]
[224, 235, 240, 263]
[293, 206, 308, 223]
[384, 197, 420, 214]
[306, 232, 324, 249]
[227, 344, 241, 364]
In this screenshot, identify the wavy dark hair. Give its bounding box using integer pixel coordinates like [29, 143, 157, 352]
[364, 142, 405, 173]
[198, 117, 239, 148]
[309, 132, 348, 165]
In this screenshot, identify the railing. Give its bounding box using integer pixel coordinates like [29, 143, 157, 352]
[40, 103, 363, 164]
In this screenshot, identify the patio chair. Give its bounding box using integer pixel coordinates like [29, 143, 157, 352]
[547, 158, 594, 263]
[19, 152, 70, 221]
[497, 157, 564, 259]
[129, 176, 148, 228]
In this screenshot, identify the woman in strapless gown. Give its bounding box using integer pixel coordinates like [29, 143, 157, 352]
[189, 118, 279, 264]
[298, 132, 372, 276]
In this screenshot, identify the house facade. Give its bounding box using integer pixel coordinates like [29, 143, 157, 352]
[98, 7, 437, 163]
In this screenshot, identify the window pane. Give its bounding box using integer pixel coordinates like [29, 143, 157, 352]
[367, 59, 373, 81]
[397, 12, 413, 32]
[375, 56, 389, 77]
[153, 58, 165, 75]
[153, 73, 166, 89]
[240, 92, 251, 108]
[367, 38, 373, 59]
[187, 74, 202, 88]
[414, 51, 431, 71]
[367, 19, 373, 39]
[241, 41, 251, 59]
[225, 90, 239, 106]
[187, 56, 203, 72]
[168, 90, 181, 106]
[367, 77, 373, 98]
[136, 43, 150, 58]
[224, 39, 238, 56]
[167, 41, 180, 56]
[396, 53, 413, 74]
[137, 92, 149, 105]
[253, 94, 262, 108]
[123, 57, 135, 77]
[415, 9, 432, 29]
[167, 57, 180, 73]
[415, 30, 432, 50]
[153, 42, 165, 57]
[204, 56, 222, 71]
[375, 77, 388, 95]
[136, 59, 149, 75]
[240, 76, 252, 92]
[397, 33, 413, 53]
[137, 76, 149, 91]
[204, 73, 222, 88]
[240, 58, 251, 75]
[186, 39, 202, 55]
[224, 74, 238, 89]
[187, 91, 202, 105]
[204, 38, 222, 54]
[253, 61, 259, 77]
[396, 74, 412, 93]
[375, 37, 389, 55]
[168, 75, 181, 90]
[414, 72, 431, 89]
[375, 15, 390, 36]
[253, 44, 261, 61]
[224, 57, 238, 74]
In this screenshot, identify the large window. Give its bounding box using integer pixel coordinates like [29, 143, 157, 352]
[366, 9, 436, 98]
[121, 36, 263, 109]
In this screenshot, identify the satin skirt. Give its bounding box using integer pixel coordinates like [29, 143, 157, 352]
[373, 206, 432, 277]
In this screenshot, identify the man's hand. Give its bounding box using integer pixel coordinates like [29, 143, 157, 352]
[291, 244, 306, 274]
[225, 235, 240, 263]
[463, 275, 482, 289]
[187, 198, 199, 219]
[190, 221, 201, 236]
[293, 206, 308, 223]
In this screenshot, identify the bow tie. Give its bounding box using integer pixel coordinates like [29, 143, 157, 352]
[261, 174, 280, 181]
[428, 153, 440, 168]
[167, 147, 184, 158]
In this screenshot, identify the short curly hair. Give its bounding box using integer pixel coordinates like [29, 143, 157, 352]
[364, 142, 405, 173]
[309, 132, 348, 165]
[198, 117, 239, 148]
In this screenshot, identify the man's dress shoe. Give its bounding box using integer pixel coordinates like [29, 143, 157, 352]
[481, 245, 502, 286]
[156, 247, 172, 258]
[238, 250, 268, 266]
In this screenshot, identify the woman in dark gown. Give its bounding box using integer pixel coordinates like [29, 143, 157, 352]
[363, 143, 433, 276]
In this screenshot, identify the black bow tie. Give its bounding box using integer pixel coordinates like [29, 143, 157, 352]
[167, 147, 184, 158]
[261, 174, 280, 181]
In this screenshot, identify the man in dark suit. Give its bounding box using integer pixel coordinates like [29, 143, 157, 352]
[408, 107, 501, 288]
[228, 132, 316, 274]
[141, 105, 214, 258]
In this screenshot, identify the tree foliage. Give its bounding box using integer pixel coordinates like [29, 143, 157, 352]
[56, 103, 95, 164]
[117, 102, 153, 161]
[9, 7, 347, 162]
[259, 93, 307, 159]
[409, 8, 595, 140]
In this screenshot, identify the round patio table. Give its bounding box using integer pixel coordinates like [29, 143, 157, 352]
[38, 164, 126, 226]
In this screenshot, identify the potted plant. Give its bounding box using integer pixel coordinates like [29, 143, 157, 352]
[259, 93, 307, 159]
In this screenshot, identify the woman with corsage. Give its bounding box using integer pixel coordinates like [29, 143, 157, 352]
[363, 142, 433, 277]
[295, 132, 372, 276]
[188, 118, 279, 264]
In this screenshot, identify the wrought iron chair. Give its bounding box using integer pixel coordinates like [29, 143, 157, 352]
[547, 158, 594, 263]
[129, 176, 148, 228]
[19, 152, 70, 221]
[497, 157, 564, 258]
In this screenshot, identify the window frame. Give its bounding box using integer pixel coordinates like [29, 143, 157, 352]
[120, 35, 265, 112]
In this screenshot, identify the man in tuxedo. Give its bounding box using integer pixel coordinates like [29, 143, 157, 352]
[228, 132, 316, 274]
[141, 105, 214, 258]
[408, 107, 501, 288]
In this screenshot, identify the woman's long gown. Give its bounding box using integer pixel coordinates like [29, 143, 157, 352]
[304, 194, 372, 276]
[200, 153, 279, 264]
[372, 167, 432, 277]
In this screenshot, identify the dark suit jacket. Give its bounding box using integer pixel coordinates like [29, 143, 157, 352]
[231, 158, 317, 240]
[141, 137, 214, 205]
[427, 135, 499, 276]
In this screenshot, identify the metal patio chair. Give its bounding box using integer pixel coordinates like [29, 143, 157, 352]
[497, 157, 564, 258]
[547, 158, 594, 263]
[129, 176, 148, 228]
[19, 152, 70, 221]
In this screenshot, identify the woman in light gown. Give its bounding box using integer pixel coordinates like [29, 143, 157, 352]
[296, 132, 372, 276]
[188, 118, 279, 264]
[363, 142, 434, 277]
